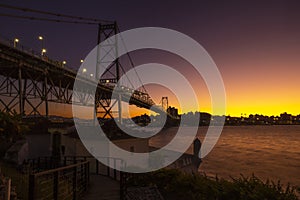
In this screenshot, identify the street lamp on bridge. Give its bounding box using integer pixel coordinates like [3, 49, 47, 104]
[38, 36, 45, 55]
[80, 60, 86, 75]
[13, 38, 19, 48]
[41, 48, 47, 56]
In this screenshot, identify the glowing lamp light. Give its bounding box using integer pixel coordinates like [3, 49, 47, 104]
[13, 38, 19, 48]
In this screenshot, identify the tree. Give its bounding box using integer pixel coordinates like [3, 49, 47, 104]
[0, 111, 28, 157]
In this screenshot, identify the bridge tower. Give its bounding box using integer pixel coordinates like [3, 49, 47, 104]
[95, 22, 123, 123]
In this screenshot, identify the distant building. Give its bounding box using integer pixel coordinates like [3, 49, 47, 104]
[132, 114, 151, 126]
[295, 115, 300, 124]
[280, 112, 292, 124]
[225, 116, 241, 125]
[167, 106, 179, 118]
[199, 112, 211, 126]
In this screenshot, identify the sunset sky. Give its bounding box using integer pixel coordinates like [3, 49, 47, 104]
[1, 1, 300, 117]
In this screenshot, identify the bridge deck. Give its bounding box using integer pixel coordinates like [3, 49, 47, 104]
[0, 39, 162, 115]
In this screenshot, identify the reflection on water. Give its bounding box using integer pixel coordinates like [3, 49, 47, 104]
[150, 125, 300, 187]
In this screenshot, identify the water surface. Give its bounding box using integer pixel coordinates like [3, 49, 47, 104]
[150, 125, 300, 187]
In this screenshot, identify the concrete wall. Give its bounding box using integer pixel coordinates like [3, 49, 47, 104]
[26, 134, 52, 159]
[112, 138, 149, 153]
[61, 135, 150, 157]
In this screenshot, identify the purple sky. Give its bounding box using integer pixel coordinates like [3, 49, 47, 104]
[1, 1, 300, 116]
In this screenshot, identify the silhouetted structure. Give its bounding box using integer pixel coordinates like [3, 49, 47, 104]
[167, 106, 179, 118]
[193, 138, 202, 168]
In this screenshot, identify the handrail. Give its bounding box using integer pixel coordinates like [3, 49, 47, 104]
[32, 160, 88, 176]
[28, 160, 90, 200]
[62, 155, 125, 178]
[27, 155, 126, 177]
[26, 156, 130, 199]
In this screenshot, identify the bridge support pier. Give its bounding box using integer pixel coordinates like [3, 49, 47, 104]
[18, 64, 24, 115]
[44, 73, 48, 118]
[118, 93, 122, 124]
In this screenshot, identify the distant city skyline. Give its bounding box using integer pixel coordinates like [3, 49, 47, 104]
[1, 1, 300, 117]
[48, 110, 300, 119]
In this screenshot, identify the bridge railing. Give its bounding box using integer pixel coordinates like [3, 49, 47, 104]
[0, 35, 77, 73]
[28, 160, 89, 200]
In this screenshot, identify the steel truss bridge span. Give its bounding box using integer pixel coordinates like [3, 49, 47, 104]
[0, 39, 163, 119]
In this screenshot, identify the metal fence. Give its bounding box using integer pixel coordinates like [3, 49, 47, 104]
[63, 156, 127, 199]
[28, 161, 89, 200]
[62, 156, 125, 179]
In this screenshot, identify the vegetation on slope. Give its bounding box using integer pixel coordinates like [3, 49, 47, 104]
[127, 169, 300, 200]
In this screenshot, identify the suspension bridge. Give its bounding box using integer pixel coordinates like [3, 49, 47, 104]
[0, 8, 167, 120]
[0, 34, 157, 118]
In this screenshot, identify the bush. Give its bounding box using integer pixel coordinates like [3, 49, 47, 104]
[127, 169, 299, 200]
[0, 111, 28, 157]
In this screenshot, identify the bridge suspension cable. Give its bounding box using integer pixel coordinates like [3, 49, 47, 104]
[0, 3, 113, 23]
[0, 13, 100, 25]
[116, 26, 150, 96]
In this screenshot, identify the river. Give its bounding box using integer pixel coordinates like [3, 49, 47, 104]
[149, 125, 300, 187]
